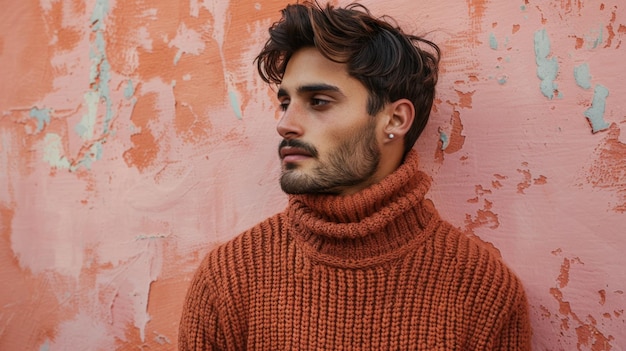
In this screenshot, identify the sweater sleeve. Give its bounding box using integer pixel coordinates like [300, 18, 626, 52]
[178, 255, 226, 351]
[493, 287, 533, 351]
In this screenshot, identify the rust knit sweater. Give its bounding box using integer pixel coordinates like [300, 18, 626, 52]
[179, 150, 532, 350]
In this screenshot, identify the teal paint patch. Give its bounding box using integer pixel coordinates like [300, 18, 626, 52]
[90, 0, 109, 31]
[29, 107, 52, 132]
[71, 141, 103, 171]
[534, 29, 560, 99]
[574, 63, 592, 90]
[439, 132, 449, 150]
[61, 0, 112, 172]
[174, 50, 183, 65]
[87, 0, 113, 135]
[124, 79, 135, 99]
[43, 133, 71, 169]
[591, 25, 604, 49]
[520, 5, 526, 11]
[229, 91, 243, 119]
[489, 33, 498, 50]
[75, 91, 100, 140]
[584, 85, 610, 133]
[91, 141, 104, 161]
[497, 76, 508, 85]
[39, 340, 50, 351]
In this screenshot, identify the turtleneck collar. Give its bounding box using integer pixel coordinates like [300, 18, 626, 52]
[286, 150, 440, 268]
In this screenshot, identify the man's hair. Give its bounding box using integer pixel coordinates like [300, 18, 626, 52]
[256, 1, 441, 155]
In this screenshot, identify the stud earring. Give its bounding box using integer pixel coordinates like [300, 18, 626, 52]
[388, 133, 395, 139]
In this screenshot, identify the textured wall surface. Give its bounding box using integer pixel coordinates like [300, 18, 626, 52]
[1, 0, 625, 350]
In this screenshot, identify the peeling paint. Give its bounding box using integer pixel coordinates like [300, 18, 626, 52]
[439, 131, 449, 150]
[124, 79, 135, 99]
[38, 340, 50, 351]
[169, 23, 206, 65]
[75, 91, 100, 140]
[574, 63, 592, 90]
[229, 90, 243, 120]
[29, 107, 52, 132]
[534, 29, 560, 99]
[587, 25, 605, 49]
[585, 124, 626, 212]
[42, 133, 71, 169]
[584, 85, 610, 133]
[89, 0, 113, 134]
[489, 32, 498, 49]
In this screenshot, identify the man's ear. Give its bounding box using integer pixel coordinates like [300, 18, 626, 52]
[383, 99, 415, 142]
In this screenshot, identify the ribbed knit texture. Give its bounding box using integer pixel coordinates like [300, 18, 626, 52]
[179, 150, 532, 350]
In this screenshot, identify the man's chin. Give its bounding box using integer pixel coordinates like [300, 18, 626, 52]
[280, 170, 318, 195]
[283, 162, 299, 171]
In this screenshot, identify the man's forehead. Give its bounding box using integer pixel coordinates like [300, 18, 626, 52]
[281, 48, 350, 83]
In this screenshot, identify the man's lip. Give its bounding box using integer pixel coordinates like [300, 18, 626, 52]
[279, 146, 312, 159]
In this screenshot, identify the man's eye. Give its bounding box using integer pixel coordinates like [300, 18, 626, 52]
[279, 100, 290, 111]
[311, 98, 330, 107]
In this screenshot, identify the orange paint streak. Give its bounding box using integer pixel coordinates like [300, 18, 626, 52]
[114, 243, 211, 348]
[550, 287, 573, 317]
[467, 197, 479, 203]
[455, 90, 475, 109]
[512, 24, 521, 34]
[48, 0, 83, 51]
[435, 108, 466, 161]
[533, 175, 548, 185]
[599, 290, 606, 305]
[123, 92, 160, 171]
[586, 124, 626, 213]
[475, 184, 492, 196]
[445, 109, 466, 154]
[576, 324, 614, 351]
[214, 0, 294, 121]
[0, 1, 54, 109]
[575, 37, 585, 49]
[604, 8, 617, 48]
[116, 274, 190, 348]
[516, 168, 532, 194]
[551, 258, 616, 350]
[465, 203, 500, 231]
[108, 0, 227, 142]
[557, 258, 570, 288]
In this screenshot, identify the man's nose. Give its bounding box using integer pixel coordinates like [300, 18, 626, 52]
[276, 104, 304, 139]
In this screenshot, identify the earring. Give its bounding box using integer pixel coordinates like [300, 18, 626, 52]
[388, 133, 395, 139]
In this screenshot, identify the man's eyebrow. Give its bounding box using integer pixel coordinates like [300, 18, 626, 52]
[277, 84, 344, 98]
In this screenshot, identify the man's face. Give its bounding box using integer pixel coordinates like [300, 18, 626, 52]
[276, 47, 385, 195]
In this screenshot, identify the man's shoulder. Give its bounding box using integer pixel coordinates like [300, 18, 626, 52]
[435, 220, 525, 286]
[201, 212, 288, 270]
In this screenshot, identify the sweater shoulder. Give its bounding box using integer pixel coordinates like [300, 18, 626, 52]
[436, 220, 527, 298]
[197, 212, 288, 283]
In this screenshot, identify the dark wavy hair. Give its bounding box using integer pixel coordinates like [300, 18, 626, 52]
[255, 1, 440, 156]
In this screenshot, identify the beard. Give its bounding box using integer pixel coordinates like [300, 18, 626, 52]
[279, 121, 381, 195]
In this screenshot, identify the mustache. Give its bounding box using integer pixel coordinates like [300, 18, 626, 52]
[278, 139, 319, 158]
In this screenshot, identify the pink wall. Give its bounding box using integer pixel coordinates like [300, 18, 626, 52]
[1, 0, 624, 349]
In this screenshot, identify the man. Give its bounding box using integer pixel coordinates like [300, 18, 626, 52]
[179, 2, 532, 350]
